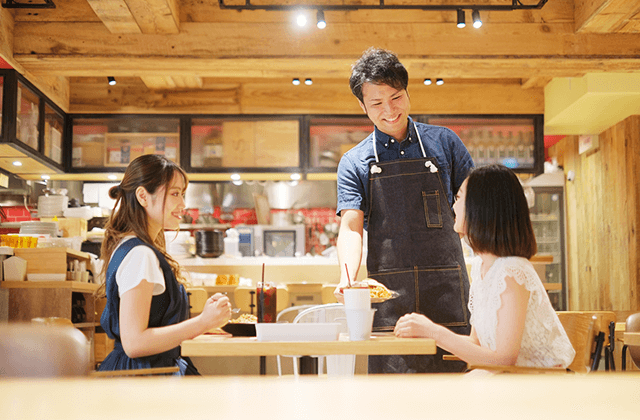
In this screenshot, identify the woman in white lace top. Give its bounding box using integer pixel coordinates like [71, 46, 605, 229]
[395, 164, 575, 369]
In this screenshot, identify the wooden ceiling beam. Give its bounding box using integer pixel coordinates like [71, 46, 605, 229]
[0, 7, 69, 112]
[13, 21, 640, 58]
[86, 0, 142, 34]
[125, 0, 180, 34]
[15, 56, 640, 80]
[575, 0, 640, 33]
[87, 0, 179, 34]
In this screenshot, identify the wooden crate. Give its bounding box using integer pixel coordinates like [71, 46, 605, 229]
[14, 247, 90, 275]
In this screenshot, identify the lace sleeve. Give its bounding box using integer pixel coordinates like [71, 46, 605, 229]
[469, 257, 551, 351]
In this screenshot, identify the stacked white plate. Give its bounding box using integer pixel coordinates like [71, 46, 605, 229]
[37, 195, 68, 218]
[19, 221, 59, 238]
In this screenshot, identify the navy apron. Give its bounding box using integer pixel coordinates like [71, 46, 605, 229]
[367, 123, 470, 373]
[98, 237, 199, 375]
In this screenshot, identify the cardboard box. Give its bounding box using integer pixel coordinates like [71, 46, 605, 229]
[41, 217, 88, 240]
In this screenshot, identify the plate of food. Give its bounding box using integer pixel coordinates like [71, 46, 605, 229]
[368, 283, 400, 303]
[221, 313, 257, 336]
[339, 280, 399, 303]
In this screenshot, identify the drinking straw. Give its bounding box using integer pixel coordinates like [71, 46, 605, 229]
[260, 263, 265, 322]
[345, 263, 351, 288]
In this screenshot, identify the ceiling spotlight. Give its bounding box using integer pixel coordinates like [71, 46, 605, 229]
[230, 173, 241, 181]
[12, 161, 22, 167]
[305, 78, 313, 85]
[41, 175, 50, 180]
[107, 76, 116, 86]
[316, 10, 326, 29]
[290, 173, 301, 181]
[107, 174, 118, 180]
[424, 78, 432, 86]
[436, 78, 444, 86]
[456, 9, 466, 28]
[292, 78, 301, 85]
[472, 9, 482, 28]
[296, 12, 307, 27]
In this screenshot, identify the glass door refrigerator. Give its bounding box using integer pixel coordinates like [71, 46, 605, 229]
[525, 172, 567, 310]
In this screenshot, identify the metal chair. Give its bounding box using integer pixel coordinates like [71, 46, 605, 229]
[621, 312, 640, 371]
[290, 303, 354, 377]
[274, 304, 314, 376]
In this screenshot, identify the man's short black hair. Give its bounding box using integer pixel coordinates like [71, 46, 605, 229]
[465, 164, 538, 259]
[349, 47, 409, 103]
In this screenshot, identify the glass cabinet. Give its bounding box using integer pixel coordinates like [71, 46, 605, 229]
[190, 117, 300, 169]
[308, 116, 373, 170]
[71, 116, 180, 168]
[0, 69, 66, 174]
[426, 116, 543, 173]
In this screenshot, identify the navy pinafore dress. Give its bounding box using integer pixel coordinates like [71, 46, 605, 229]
[98, 237, 199, 375]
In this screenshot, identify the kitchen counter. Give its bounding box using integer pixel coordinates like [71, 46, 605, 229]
[177, 255, 368, 285]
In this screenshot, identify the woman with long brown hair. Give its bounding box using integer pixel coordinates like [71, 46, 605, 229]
[97, 154, 231, 374]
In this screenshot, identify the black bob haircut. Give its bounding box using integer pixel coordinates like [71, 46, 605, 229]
[349, 47, 409, 103]
[464, 164, 537, 259]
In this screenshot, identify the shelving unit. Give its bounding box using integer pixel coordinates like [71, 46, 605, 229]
[0, 280, 101, 366]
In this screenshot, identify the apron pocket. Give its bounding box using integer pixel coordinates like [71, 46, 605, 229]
[422, 190, 443, 228]
[416, 265, 469, 327]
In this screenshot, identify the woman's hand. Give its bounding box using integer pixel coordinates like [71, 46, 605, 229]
[394, 313, 440, 339]
[200, 293, 232, 329]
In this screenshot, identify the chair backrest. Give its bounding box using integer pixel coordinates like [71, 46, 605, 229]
[556, 312, 596, 373]
[186, 288, 208, 315]
[293, 303, 348, 333]
[234, 286, 290, 314]
[0, 323, 91, 377]
[276, 305, 315, 323]
[625, 312, 640, 369]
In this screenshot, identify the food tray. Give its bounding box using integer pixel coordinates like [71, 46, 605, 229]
[221, 323, 256, 337]
[256, 323, 341, 342]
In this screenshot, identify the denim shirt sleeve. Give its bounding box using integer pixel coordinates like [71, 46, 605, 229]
[446, 128, 475, 197]
[336, 151, 367, 217]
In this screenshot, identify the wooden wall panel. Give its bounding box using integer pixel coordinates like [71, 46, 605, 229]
[549, 115, 640, 312]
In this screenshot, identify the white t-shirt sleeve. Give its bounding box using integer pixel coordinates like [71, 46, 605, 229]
[115, 245, 166, 297]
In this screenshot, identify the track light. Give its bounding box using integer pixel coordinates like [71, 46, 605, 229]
[456, 9, 466, 28]
[472, 9, 482, 28]
[316, 10, 326, 29]
[436, 78, 444, 86]
[423, 78, 432, 86]
[292, 78, 301, 85]
[296, 12, 307, 27]
[305, 78, 313, 85]
[107, 76, 116, 86]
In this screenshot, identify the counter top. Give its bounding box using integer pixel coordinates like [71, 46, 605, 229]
[2, 374, 640, 420]
[177, 255, 351, 266]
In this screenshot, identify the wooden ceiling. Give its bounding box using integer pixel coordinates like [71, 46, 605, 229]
[1, 0, 640, 116]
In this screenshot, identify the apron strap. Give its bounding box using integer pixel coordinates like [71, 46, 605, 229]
[371, 122, 426, 164]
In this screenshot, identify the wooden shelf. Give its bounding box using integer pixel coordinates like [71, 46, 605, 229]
[0, 281, 99, 293]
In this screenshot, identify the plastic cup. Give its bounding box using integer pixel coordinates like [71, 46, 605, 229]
[345, 308, 377, 341]
[343, 287, 371, 310]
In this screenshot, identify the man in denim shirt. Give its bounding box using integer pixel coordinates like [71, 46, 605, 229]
[335, 48, 474, 373]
